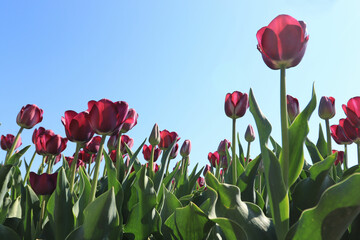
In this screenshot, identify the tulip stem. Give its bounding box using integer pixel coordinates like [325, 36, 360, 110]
[36, 195, 49, 234]
[24, 151, 37, 185]
[231, 118, 237, 185]
[88, 154, 92, 176]
[357, 142, 360, 166]
[89, 135, 107, 202]
[325, 119, 332, 156]
[280, 66, 289, 189]
[5, 127, 24, 164]
[215, 162, 220, 180]
[46, 155, 55, 174]
[149, 146, 155, 178]
[38, 156, 46, 174]
[245, 142, 251, 167]
[116, 133, 124, 181]
[69, 143, 82, 193]
[344, 144, 348, 170]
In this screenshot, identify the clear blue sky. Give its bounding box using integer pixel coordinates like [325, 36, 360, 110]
[1, 0, 359, 174]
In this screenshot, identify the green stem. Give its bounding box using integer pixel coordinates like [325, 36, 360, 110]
[325, 119, 332, 156]
[69, 143, 82, 193]
[38, 156, 46, 174]
[116, 133, 123, 181]
[5, 127, 24, 164]
[36, 195, 48, 234]
[88, 154, 93, 176]
[215, 161, 220, 180]
[280, 66, 289, 189]
[89, 135, 107, 202]
[344, 144, 348, 170]
[46, 155, 55, 174]
[24, 151, 37, 184]
[357, 142, 360, 166]
[245, 142, 251, 167]
[231, 118, 237, 185]
[149, 146, 155, 178]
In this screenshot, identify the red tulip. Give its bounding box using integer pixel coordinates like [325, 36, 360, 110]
[203, 164, 211, 176]
[256, 14, 309, 70]
[224, 91, 249, 119]
[84, 136, 102, 154]
[245, 124, 255, 142]
[34, 129, 67, 156]
[109, 150, 126, 163]
[287, 95, 300, 122]
[208, 151, 220, 167]
[217, 139, 231, 155]
[78, 150, 95, 164]
[87, 99, 129, 135]
[159, 130, 179, 149]
[1, 134, 22, 151]
[319, 96, 335, 120]
[29, 172, 58, 195]
[340, 118, 360, 143]
[61, 111, 94, 143]
[180, 140, 191, 157]
[145, 163, 159, 173]
[330, 120, 353, 145]
[65, 156, 85, 169]
[170, 143, 179, 159]
[332, 150, 344, 166]
[142, 144, 162, 162]
[16, 104, 43, 129]
[197, 177, 205, 189]
[120, 108, 138, 133]
[107, 134, 134, 153]
[45, 154, 62, 165]
[342, 97, 360, 128]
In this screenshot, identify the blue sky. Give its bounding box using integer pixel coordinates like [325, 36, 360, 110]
[1, 0, 359, 174]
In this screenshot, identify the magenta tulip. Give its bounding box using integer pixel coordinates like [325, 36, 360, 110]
[29, 172, 58, 195]
[1, 134, 22, 151]
[332, 150, 344, 166]
[16, 104, 43, 129]
[341, 118, 360, 143]
[217, 139, 231, 155]
[34, 129, 67, 156]
[342, 97, 360, 128]
[180, 140, 191, 157]
[224, 91, 249, 119]
[170, 143, 179, 159]
[208, 151, 220, 167]
[197, 177, 205, 188]
[142, 144, 162, 162]
[120, 108, 138, 133]
[65, 156, 85, 169]
[61, 111, 94, 143]
[319, 96, 335, 120]
[245, 124, 255, 142]
[84, 136, 102, 154]
[256, 14, 309, 70]
[159, 130, 179, 149]
[287, 95, 300, 122]
[107, 134, 134, 153]
[203, 164, 211, 176]
[330, 120, 353, 145]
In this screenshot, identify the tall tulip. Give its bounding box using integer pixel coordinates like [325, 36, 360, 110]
[244, 124, 255, 167]
[319, 96, 336, 158]
[61, 111, 94, 143]
[159, 130, 179, 149]
[1, 134, 22, 151]
[29, 172, 58, 195]
[16, 104, 43, 129]
[342, 97, 360, 128]
[142, 144, 161, 162]
[120, 108, 138, 133]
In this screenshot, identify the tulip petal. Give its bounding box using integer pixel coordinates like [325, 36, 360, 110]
[261, 28, 280, 61]
[278, 25, 303, 60]
[267, 14, 301, 35]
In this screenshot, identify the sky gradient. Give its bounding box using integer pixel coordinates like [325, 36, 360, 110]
[1, 0, 359, 174]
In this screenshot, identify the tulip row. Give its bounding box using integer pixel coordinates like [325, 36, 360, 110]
[1, 14, 360, 240]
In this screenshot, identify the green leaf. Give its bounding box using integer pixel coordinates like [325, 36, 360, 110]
[237, 132, 246, 166]
[211, 217, 248, 240]
[23, 185, 40, 240]
[7, 145, 31, 165]
[309, 152, 337, 181]
[237, 154, 261, 203]
[342, 165, 360, 181]
[289, 173, 360, 240]
[305, 137, 323, 164]
[316, 123, 328, 158]
[0, 224, 21, 240]
[249, 88, 288, 240]
[47, 168, 75, 240]
[124, 166, 161, 240]
[270, 136, 282, 158]
[83, 187, 120, 240]
[282, 85, 316, 187]
[163, 202, 214, 240]
[160, 185, 182, 226]
[0, 165, 13, 209]
[73, 167, 91, 226]
[7, 196, 22, 218]
[123, 138, 146, 179]
[205, 172, 276, 239]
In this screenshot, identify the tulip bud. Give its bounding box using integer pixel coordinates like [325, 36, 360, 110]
[16, 104, 43, 129]
[332, 150, 344, 166]
[244, 124, 255, 142]
[180, 140, 191, 157]
[208, 151, 220, 167]
[149, 123, 160, 146]
[217, 139, 231, 155]
[319, 96, 335, 120]
[84, 136, 102, 154]
[287, 95, 300, 122]
[203, 164, 211, 176]
[170, 143, 179, 159]
[224, 91, 249, 119]
[1, 134, 22, 151]
[197, 177, 205, 189]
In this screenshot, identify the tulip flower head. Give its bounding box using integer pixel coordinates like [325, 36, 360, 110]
[84, 136, 102, 154]
[16, 104, 43, 129]
[65, 156, 85, 169]
[224, 91, 249, 119]
[319, 96, 335, 120]
[149, 123, 161, 146]
[170, 143, 179, 159]
[338, 118, 360, 143]
[62, 111, 94, 143]
[342, 97, 360, 128]
[330, 120, 353, 145]
[197, 177, 205, 189]
[142, 144, 162, 162]
[332, 150, 344, 166]
[208, 151, 220, 167]
[180, 140, 191, 158]
[34, 129, 68, 156]
[159, 130, 179, 150]
[1, 134, 22, 151]
[120, 108, 138, 133]
[29, 172, 58, 195]
[244, 124, 255, 143]
[256, 14, 309, 70]
[217, 139, 231, 156]
[203, 164, 211, 176]
[287, 95, 300, 122]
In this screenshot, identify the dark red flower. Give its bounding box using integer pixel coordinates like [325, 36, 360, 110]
[87, 99, 129, 135]
[245, 124, 255, 142]
[120, 108, 138, 133]
[256, 15, 309, 70]
[287, 95, 300, 122]
[78, 150, 95, 164]
[142, 144, 162, 162]
[197, 177, 205, 189]
[217, 139, 231, 155]
[180, 140, 191, 158]
[34, 129, 67, 156]
[16, 104, 43, 129]
[319, 96, 335, 120]
[145, 163, 159, 173]
[340, 118, 360, 143]
[109, 150, 126, 163]
[330, 120, 353, 145]
[342, 97, 360, 128]
[1, 134, 22, 151]
[65, 156, 85, 169]
[332, 150, 344, 166]
[170, 143, 179, 159]
[159, 130, 179, 149]
[203, 164, 211, 176]
[29, 172, 57, 195]
[84, 136, 102, 154]
[61, 111, 94, 143]
[224, 91, 249, 119]
[107, 134, 134, 153]
[208, 151, 220, 167]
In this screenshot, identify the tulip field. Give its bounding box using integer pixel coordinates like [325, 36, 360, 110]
[2, 14, 360, 240]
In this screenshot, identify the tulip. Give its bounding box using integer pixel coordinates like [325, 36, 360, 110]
[342, 97, 360, 128]
[287, 95, 300, 123]
[224, 91, 249, 119]
[208, 151, 220, 167]
[244, 124, 255, 143]
[180, 140, 191, 157]
[29, 172, 58, 195]
[203, 164, 211, 176]
[107, 134, 134, 153]
[332, 150, 344, 166]
[65, 156, 85, 169]
[256, 14, 309, 70]
[1, 134, 22, 151]
[319, 96, 335, 120]
[159, 130, 179, 149]
[340, 118, 360, 143]
[145, 163, 159, 173]
[142, 144, 162, 162]
[78, 150, 95, 164]
[170, 143, 179, 159]
[61, 111, 94, 143]
[16, 104, 43, 129]
[84, 136, 102, 154]
[120, 108, 138, 133]
[149, 123, 161, 146]
[87, 99, 129, 135]
[330, 122, 352, 145]
[34, 130, 67, 156]
[197, 177, 205, 189]
[217, 139, 231, 156]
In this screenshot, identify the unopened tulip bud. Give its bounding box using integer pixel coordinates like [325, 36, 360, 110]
[170, 143, 179, 159]
[217, 139, 231, 155]
[244, 124, 255, 142]
[180, 140, 191, 157]
[332, 150, 344, 166]
[17, 104, 43, 129]
[203, 164, 211, 176]
[287, 95, 299, 122]
[149, 123, 160, 146]
[224, 91, 249, 119]
[319, 96, 335, 120]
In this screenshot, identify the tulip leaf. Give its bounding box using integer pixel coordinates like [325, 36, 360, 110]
[249, 88, 288, 240]
[270, 136, 281, 158]
[205, 172, 276, 239]
[305, 137, 323, 164]
[23, 185, 40, 240]
[7, 145, 31, 166]
[237, 154, 261, 203]
[47, 168, 75, 240]
[283, 85, 316, 188]
[0, 165, 13, 212]
[316, 123, 328, 158]
[123, 138, 146, 178]
[73, 167, 91, 226]
[309, 152, 337, 181]
[163, 202, 214, 240]
[237, 132, 246, 166]
[7, 196, 22, 218]
[83, 187, 120, 240]
[288, 173, 360, 240]
[160, 185, 182, 226]
[174, 163, 203, 199]
[124, 166, 161, 240]
[342, 165, 360, 181]
[211, 217, 248, 240]
[0, 224, 21, 240]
